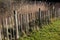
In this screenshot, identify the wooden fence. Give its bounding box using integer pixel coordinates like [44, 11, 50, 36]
[0, 7, 59, 40]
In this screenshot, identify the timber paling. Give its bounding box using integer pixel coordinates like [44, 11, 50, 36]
[0, 7, 58, 40]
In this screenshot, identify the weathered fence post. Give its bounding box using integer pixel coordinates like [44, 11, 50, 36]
[39, 8, 42, 28]
[0, 19, 2, 40]
[47, 10, 50, 24]
[28, 13, 33, 32]
[8, 17, 11, 40]
[44, 12, 46, 24]
[2, 18, 5, 40]
[26, 13, 30, 34]
[14, 10, 19, 40]
[19, 14, 25, 35]
[1, 19, 4, 40]
[22, 14, 26, 33]
[22, 14, 26, 34]
[20, 14, 22, 33]
[55, 8, 57, 20]
[0, 32, 1, 40]
[43, 11, 45, 24]
[17, 13, 21, 36]
[5, 18, 9, 40]
[25, 14, 29, 34]
[50, 9, 52, 22]
[11, 16, 15, 40]
[35, 12, 39, 31]
[45, 11, 48, 24]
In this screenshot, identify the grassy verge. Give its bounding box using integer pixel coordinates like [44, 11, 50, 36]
[18, 19, 60, 40]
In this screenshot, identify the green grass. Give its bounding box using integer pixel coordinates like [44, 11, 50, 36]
[18, 19, 60, 40]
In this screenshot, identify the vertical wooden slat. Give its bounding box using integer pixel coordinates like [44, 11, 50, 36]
[28, 13, 33, 32]
[25, 14, 27, 33]
[2, 18, 5, 40]
[27, 13, 29, 32]
[6, 18, 9, 40]
[14, 10, 19, 40]
[9, 17, 12, 40]
[46, 11, 49, 24]
[21, 14, 25, 34]
[20, 14, 23, 33]
[39, 8, 41, 24]
[48, 10, 50, 24]
[0, 20, 2, 40]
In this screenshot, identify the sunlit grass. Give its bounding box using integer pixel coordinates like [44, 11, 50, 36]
[18, 19, 60, 40]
